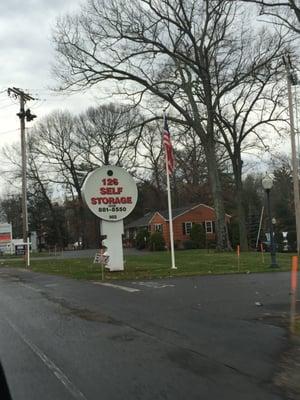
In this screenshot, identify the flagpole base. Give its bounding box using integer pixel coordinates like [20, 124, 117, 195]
[171, 266, 177, 270]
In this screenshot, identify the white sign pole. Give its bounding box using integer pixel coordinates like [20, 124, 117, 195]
[100, 219, 124, 271]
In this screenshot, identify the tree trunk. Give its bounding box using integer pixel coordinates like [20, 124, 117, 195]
[231, 154, 248, 251]
[204, 145, 230, 250]
[235, 177, 249, 251]
[33, 173, 64, 247]
[78, 197, 88, 249]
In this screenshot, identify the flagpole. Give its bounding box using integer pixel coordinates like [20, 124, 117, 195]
[163, 113, 177, 270]
[165, 158, 177, 269]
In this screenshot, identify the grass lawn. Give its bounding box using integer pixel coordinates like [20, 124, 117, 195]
[0, 249, 297, 281]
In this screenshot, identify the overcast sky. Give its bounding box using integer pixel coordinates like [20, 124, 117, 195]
[0, 0, 98, 149]
[0, 0, 293, 195]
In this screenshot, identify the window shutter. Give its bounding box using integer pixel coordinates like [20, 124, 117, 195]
[182, 223, 186, 235]
[212, 221, 216, 233]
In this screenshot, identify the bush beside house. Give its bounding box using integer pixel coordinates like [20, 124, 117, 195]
[149, 232, 165, 251]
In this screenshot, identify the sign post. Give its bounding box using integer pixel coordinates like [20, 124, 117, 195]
[82, 166, 138, 271]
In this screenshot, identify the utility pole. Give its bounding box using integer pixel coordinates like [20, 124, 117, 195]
[7, 87, 36, 266]
[283, 56, 300, 254]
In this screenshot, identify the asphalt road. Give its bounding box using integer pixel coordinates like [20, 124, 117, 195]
[0, 268, 296, 400]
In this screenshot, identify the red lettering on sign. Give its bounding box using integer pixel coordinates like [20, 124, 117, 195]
[100, 187, 123, 195]
[102, 178, 119, 186]
[91, 196, 133, 205]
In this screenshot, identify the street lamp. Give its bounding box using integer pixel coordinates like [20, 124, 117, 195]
[262, 174, 279, 268]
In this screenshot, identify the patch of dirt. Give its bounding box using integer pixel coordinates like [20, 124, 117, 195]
[274, 337, 300, 400]
[41, 291, 123, 325]
[167, 348, 220, 377]
[68, 307, 123, 325]
[256, 313, 300, 399]
[256, 312, 290, 329]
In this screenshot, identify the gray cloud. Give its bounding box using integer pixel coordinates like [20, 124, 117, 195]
[0, 0, 96, 193]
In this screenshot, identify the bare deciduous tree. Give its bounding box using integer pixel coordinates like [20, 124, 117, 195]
[215, 51, 288, 250]
[243, 0, 300, 34]
[76, 103, 141, 169]
[135, 121, 166, 204]
[29, 111, 89, 245]
[53, 0, 285, 248]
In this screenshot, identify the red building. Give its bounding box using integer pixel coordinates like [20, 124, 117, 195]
[125, 203, 231, 248]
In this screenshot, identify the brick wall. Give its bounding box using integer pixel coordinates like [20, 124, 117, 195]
[147, 205, 229, 248]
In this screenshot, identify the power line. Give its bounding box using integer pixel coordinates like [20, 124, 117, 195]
[0, 98, 13, 104]
[0, 128, 20, 136]
[0, 103, 19, 111]
[30, 99, 47, 110]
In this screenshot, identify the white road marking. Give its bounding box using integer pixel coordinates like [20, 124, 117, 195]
[132, 281, 175, 289]
[5, 318, 87, 400]
[93, 282, 140, 292]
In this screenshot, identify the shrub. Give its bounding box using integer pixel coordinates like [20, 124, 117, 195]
[135, 229, 150, 250]
[190, 223, 206, 248]
[228, 220, 239, 249]
[149, 232, 165, 251]
[207, 239, 217, 249]
[174, 240, 181, 249]
[183, 240, 197, 250]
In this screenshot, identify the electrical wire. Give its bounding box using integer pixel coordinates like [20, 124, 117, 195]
[0, 103, 18, 111]
[30, 99, 47, 110]
[0, 128, 20, 136]
[0, 99, 13, 107]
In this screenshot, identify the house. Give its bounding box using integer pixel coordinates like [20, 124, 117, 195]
[125, 203, 231, 248]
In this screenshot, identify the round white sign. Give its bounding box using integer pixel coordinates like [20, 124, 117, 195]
[81, 166, 138, 221]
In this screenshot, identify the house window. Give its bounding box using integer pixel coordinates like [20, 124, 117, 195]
[154, 224, 163, 232]
[182, 222, 192, 235]
[205, 221, 214, 234]
[185, 222, 192, 235]
[148, 225, 152, 232]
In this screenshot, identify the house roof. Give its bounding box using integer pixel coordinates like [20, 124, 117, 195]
[125, 203, 226, 229]
[125, 212, 156, 229]
[152, 205, 193, 221]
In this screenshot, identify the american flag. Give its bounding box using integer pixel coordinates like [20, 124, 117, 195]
[163, 114, 174, 175]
